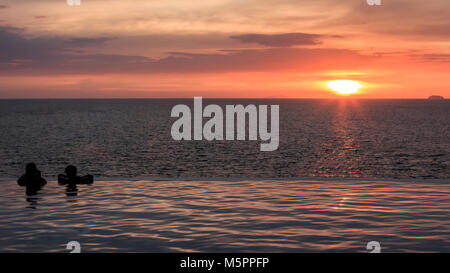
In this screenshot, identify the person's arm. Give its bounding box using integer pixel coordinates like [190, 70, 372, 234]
[80, 175, 94, 184]
[17, 176, 27, 186]
[39, 178, 47, 186]
[57, 174, 68, 185]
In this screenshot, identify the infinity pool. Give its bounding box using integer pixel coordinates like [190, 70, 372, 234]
[0, 179, 448, 252]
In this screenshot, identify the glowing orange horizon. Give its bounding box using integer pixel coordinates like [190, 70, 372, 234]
[0, 1, 450, 99]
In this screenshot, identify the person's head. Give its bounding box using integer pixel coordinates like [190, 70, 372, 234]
[65, 165, 77, 178]
[25, 163, 38, 176]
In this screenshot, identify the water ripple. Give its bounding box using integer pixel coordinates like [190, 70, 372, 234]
[0, 179, 448, 252]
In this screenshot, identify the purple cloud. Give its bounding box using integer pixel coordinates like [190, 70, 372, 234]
[0, 26, 374, 75]
[230, 33, 323, 47]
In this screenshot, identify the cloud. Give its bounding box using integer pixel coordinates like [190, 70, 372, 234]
[64, 37, 114, 47]
[152, 47, 372, 73]
[0, 26, 114, 62]
[230, 33, 322, 47]
[410, 25, 450, 39]
[0, 26, 378, 76]
[0, 5, 9, 9]
[34, 16, 48, 19]
[323, 0, 450, 40]
[410, 53, 450, 63]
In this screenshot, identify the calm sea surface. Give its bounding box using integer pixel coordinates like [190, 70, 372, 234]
[0, 99, 448, 252]
[0, 179, 449, 252]
[0, 99, 448, 179]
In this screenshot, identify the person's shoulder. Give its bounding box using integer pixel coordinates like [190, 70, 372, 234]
[18, 175, 47, 186]
[38, 177, 47, 185]
[17, 176, 27, 186]
[58, 174, 69, 184]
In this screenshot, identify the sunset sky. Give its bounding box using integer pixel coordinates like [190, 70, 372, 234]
[1, 0, 450, 98]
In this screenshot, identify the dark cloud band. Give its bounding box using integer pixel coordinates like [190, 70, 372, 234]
[230, 33, 323, 47]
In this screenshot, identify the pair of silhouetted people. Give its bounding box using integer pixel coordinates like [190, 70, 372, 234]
[17, 163, 94, 201]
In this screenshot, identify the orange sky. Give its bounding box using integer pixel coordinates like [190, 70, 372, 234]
[1, 0, 450, 98]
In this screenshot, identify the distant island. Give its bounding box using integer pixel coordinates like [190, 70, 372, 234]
[428, 95, 445, 100]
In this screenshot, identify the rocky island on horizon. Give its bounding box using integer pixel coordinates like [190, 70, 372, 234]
[428, 95, 445, 100]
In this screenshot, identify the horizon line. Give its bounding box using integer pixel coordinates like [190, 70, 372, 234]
[0, 97, 446, 100]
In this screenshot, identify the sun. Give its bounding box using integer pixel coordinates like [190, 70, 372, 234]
[327, 80, 363, 95]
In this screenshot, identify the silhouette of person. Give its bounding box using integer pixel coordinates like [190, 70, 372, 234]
[65, 183, 79, 197]
[17, 163, 47, 208]
[58, 165, 94, 185]
[18, 163, 47, 192]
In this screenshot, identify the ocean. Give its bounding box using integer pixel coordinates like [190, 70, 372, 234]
[0, 99, 448, 179]
[0, 99, 449, 252]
